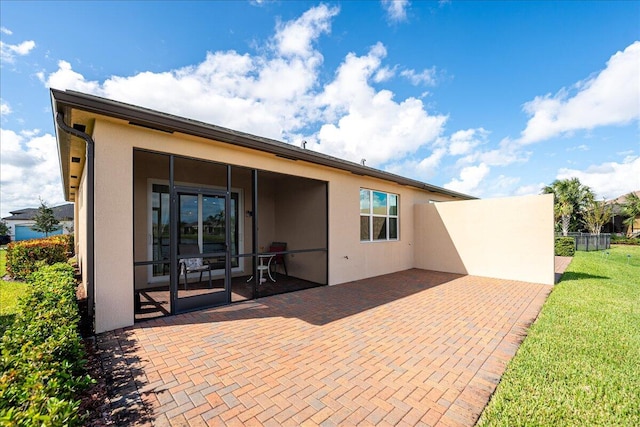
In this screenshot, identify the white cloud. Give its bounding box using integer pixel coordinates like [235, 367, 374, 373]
[514, 182, 546, 197]
[448, 128, 488, 156]
[0, 27, 12, 35]
[381, 0, 410, 22]
[273, 4, 339, 58]
[566, 144, 590, 152]
[444, 162, 490, 195]
[0, 100, 11, 116]
[556, 155, 640, 200]
[43, 10, 447, 168]
[444, 41, 639, 190]
[455, 136, 529, 168]
[519, 41, 640, 144]
[0, 129, 64, 217]
[617, 149, 634, 157]
[307, 42, 447, 165]
[384, 148, 447, 181]
[43, 5, 338, 142]
[44, 60, 101, 93]
[400, 68, 436, 86]
[481, 175, 521, 198]
[373, 66, 396, 83]
[0, 39, 36, 63]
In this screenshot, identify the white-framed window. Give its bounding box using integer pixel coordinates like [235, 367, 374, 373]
[360, 188, 399, 242]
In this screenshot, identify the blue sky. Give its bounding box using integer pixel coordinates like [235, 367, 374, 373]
[1, 1, 639, 217]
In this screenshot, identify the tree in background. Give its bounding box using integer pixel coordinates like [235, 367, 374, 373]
[542, 178, 594, 236]
[0, 220, 9, 236]
[556, 201, 574, 236]
[621, 192, 640, 237]
[31, 200, 60, 237]
[583, 199, 612, 235]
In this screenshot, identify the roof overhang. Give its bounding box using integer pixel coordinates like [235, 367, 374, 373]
[51, 92, 95, 202]
[50, 89, 476, 201]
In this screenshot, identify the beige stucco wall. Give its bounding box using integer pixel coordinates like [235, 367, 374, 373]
[274, 176, 327, 284]
[93, 121, 135, 332]
[85, 115, 459, 332]
[414, 194, 555, 285]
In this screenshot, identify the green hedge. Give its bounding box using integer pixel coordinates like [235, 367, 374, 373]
[5, 235, 73, 280]
[555, 237, 576, 257]
[611, 235, 640, 245]
[0, 263, 92, 426]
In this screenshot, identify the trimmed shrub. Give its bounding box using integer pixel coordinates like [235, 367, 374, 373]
[555, 237, 576, 257]
[5, 234, 73, 280]
[0, 263, 92, 426]
[611, 235, 640, 246]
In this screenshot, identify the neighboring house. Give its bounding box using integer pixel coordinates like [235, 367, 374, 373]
[1, 203, 74, 242]
[603, 190, 640, 235]
[51, 89, 554, 334]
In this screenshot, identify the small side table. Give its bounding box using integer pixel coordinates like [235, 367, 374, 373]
[247, 254, 275, 283]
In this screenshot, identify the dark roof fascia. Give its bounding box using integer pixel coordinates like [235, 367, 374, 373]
[2, 204, 74, 221]
[50, 89, 476, 200]
[52, 203, 75, 220]
[51, 90, 72, 201]
[2, 209, 36, 221]
[9, 208, 33, 215]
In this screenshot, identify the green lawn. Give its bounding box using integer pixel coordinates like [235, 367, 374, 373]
[0, 247, 6, 277]
[0, 249, 28, 336]
[478, 245, 640, 426]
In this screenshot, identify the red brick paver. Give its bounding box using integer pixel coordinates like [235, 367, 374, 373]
[99, 269, 552, 426]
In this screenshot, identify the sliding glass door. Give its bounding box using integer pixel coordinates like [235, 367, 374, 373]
[150, 183, 240, 281]
[174, 186, 230, 313]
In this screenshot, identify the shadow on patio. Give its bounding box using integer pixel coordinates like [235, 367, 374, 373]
[135, 268, 464, 329]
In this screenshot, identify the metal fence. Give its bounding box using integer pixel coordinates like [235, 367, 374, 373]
[556, 232, 611, 251]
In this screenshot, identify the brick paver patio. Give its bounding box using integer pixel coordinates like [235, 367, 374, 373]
[98, 269, 553, 426]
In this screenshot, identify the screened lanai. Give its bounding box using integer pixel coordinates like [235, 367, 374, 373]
[132, 149, 328, 321]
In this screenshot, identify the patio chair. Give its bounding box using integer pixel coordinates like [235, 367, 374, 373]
[269, 242, 288, 277]
[179, 244, 212, 290]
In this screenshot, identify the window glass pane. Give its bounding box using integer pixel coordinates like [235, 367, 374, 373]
[389, 194, 398, 216]
[179, 194, 199, 247]
[360, 189, 370, 214]
[360, 216, 370, 241]
[373, 191, 387, 215]
[202, 195, 225, 254]
[389, 218, 398, 239]
[373, 217, 387, 240]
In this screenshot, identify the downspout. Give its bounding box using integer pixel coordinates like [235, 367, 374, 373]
[55, 112, 95, 334]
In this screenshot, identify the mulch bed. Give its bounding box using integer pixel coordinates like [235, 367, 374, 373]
[79, 338, 116, 426]
[76, 280, 116, 426]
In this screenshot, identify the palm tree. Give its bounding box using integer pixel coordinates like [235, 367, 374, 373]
[542, 178, 594, 235]
[555, 201, 573, 236]
[621, 192, 640, 237]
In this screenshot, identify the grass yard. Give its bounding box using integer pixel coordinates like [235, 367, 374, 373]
[0, 247, 6, 277]
[0, 249, 28, 336]
[478, 245, 640, 426]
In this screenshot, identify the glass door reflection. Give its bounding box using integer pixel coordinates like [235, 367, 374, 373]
[175, 189, 229, 312]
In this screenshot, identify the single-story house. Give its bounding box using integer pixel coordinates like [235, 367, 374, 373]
[603, 190, 640, 235]
[51, 89, 554, 334]
[1, 203, 74, 241]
